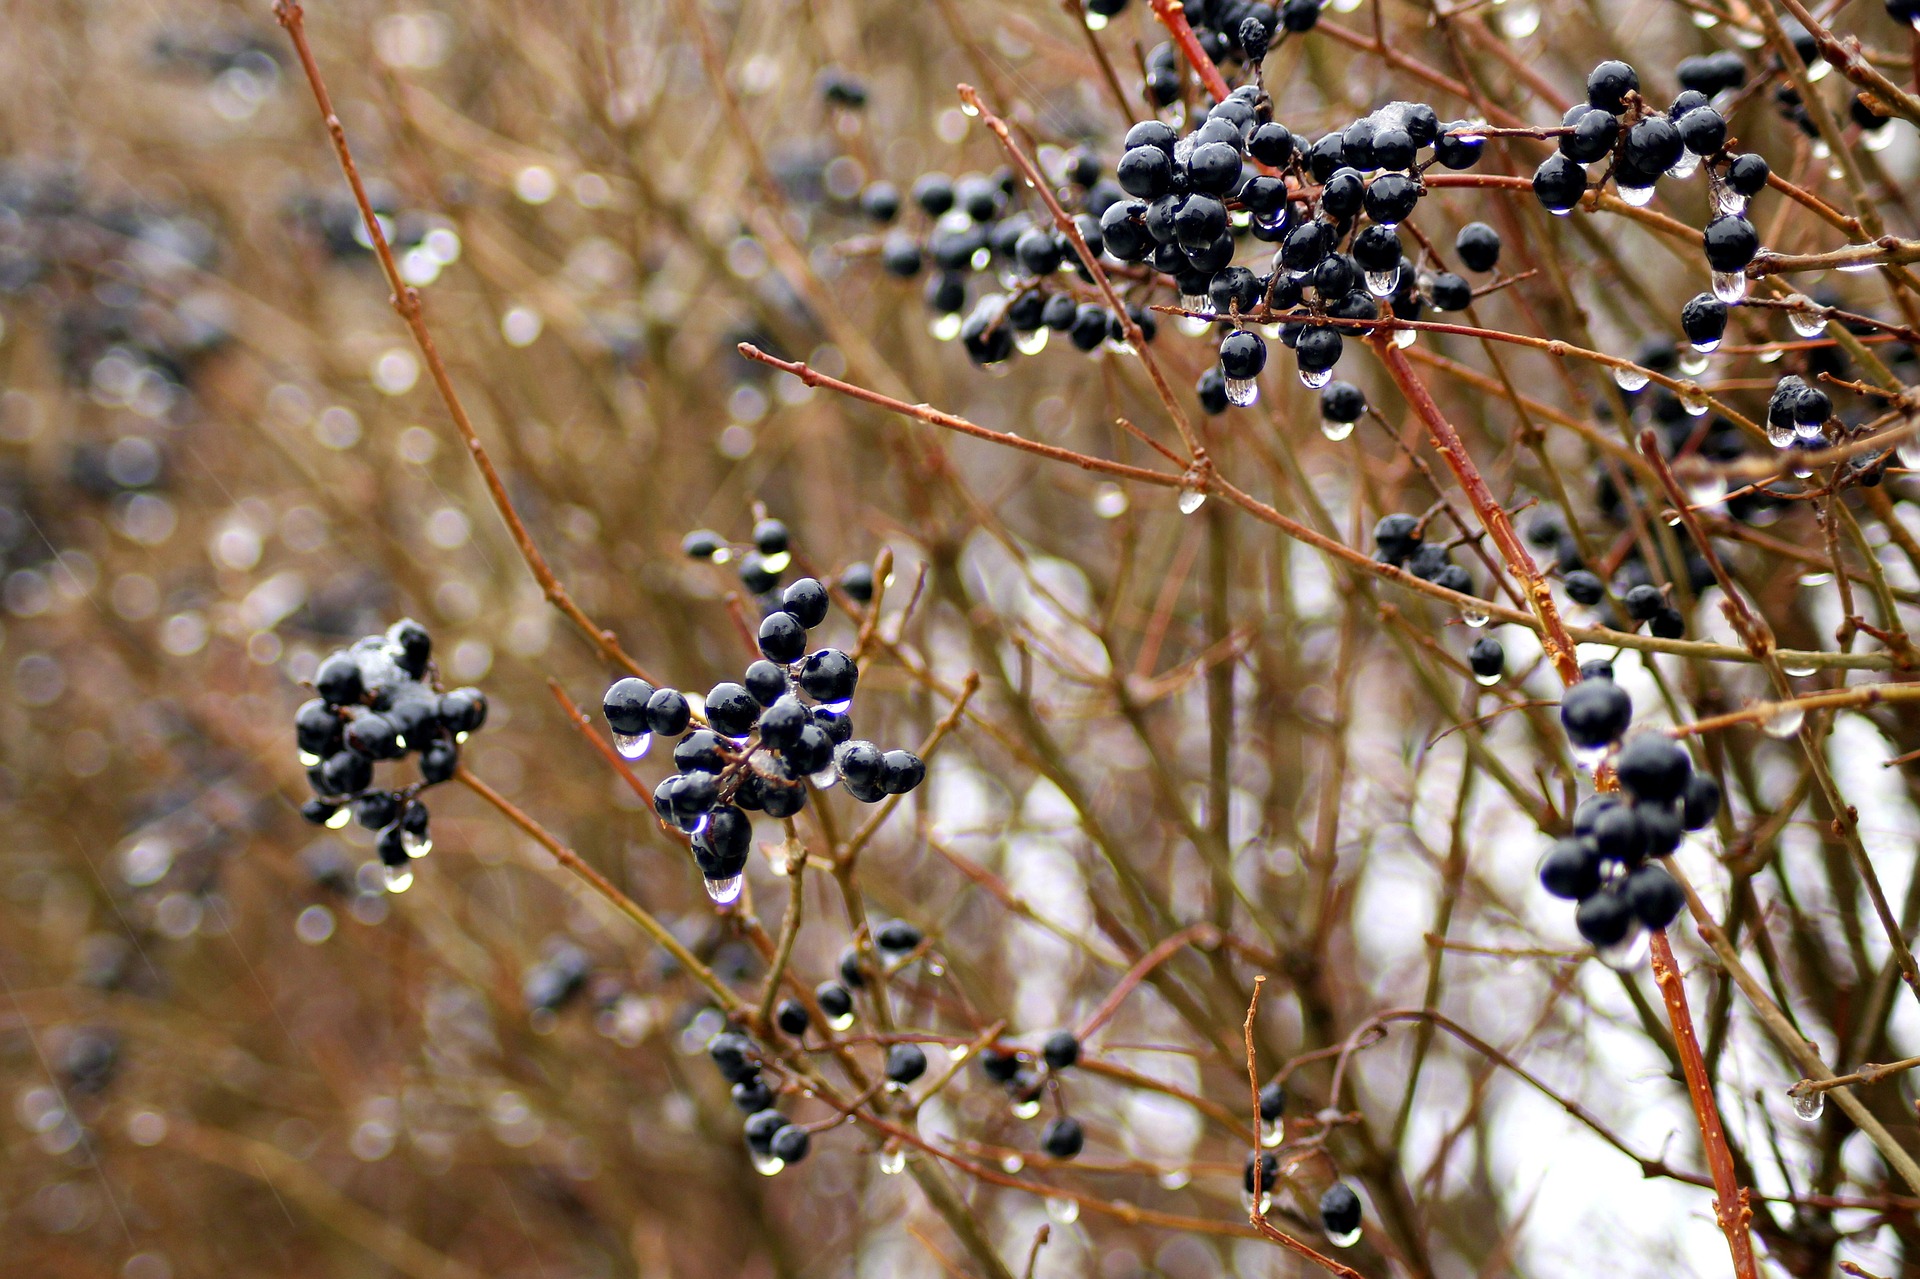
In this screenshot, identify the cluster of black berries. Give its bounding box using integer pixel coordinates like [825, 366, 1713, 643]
[295, 620, 488, 891]
[1529, 57, 1770, 346]
[707, 1028, 816, 1173]
[604, 560, 923, 903]
[979, 1030, 1090, 1159]
[1369, 512, 1506, 681]
[1130, 0, 1331, 91]
[1547, 667, 1721, 956]
[682, 517, 877, 607]
[0, 162, 230, 407]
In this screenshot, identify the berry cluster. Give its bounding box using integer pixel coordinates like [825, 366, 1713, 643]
[1546, 668, 1721, 958]
[295, 619, 488, 891]
[979, 1029, 1090, 1160]
[604, 542, 923, 903]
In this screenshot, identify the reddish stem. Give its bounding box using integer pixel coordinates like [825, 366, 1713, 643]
[1148, 0, 1232, 102]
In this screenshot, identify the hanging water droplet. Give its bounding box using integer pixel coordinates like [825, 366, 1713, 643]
[1782, 658, 1817, 678]
[1678, 353, 1709, 378]
[1253, 208, 1289, 237]
[384, 866, 414, 894]
[1364, 268, 1401, 298]
[1617, 184, 1656, 207]
[325, 806, 352, 830]
[879, 1146, 907, 1174]
[1791, 1089, 1825, 1121]
[1177, 314, 1212, 337]
[960, 100, 980, 116]
[299, 750, 322, 768]
[1240, 1190, 1274, 1216]
[1691, 7, 1718, 26]
[1327, 1223, 1364, 1249]
[828, 1009, 855, 1032]
[613, 730, 651, 759]
[1613, 366, 1650, 391]
[1711, 270, 1749, 304]
[1321, 417, 1355, 442]
[402, 829, 432, 859]
[761, 550, 792, 574]
[751, 1151, 786, 1176]
[1178, 488, 1207, 515]
[1596, 925, 1648, 970]
[703, 874, 745, 905]
[1763, 704, 1806, 738]
[1667, 151, 1701, 180]
[1392, 327, 1417, 349]
[1181, 292, 1211, 317]
[1084, 9, 1108, 29]
[1767, 419, 1797, 449]
[1298, 366, 1333, 390]
[1460, 604, 1490, 628]
[1474, 670, 1503, 687]
[1757, 345, 1783, 364]
[1159, 1168, 1192, 1189]
[1685, 475, 1729, 509]
[930, 313, 962, 341]
[1572, 743, 1611, 772]
[1712, 187, 1748, 217]
[1679, 386, 1710, 417]
[948, 1043, 969, 1062]
[1046, 1197, 1081, 1225]
[1002, 1153, 1025, 1173]
[1808, 60, 1832, 84]
[1012, 1097, 1042, 1120]
[1223, 376, 1260, 407]
[1866, 126, 1896, 153]
[1795, 420, 1827, 445]
[1260, 1118, 1284, 1148]
[1786, 297, 1827, 337]
[1015, 328, 1049, 355]
[1687, 337, 1720, 358]
[810, 767, 839, 789]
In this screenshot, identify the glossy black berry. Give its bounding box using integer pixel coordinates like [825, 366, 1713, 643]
[300, 798, 340, 826]
[439, 687, 487, 734]
[1197, 367, 1229, 415]
[1249, 121, 1294, 166]
[1591, 804, 1648, 865]
[1041, 1116, 1085, 1160]
[1625, 864, 1685, 930]
[1042, 1030, 1080, 1070]
[880, 749, 927, 795]
[733, 1076, 775, 1113]
[1726, 152, 1769, 197]
[981, 1047, 1022, 1083]
[1539, 837, 1601, 899]
[706, 682, 761, 737]
[886, 1042, 928, 1084]
[1624, 583, 1663, 621]
[1564, 569, 1605, 605]
[744, 661, 789, 707]
[1280, 0, 1320, 31]
[1615, 734, 1692, 803]
[1576, 890, 1633, 947]
[779, 577, 829, 629]
[1296, 325, 1343, 373]
[1559, 107, 1619, 164]
[1258, 1079, 1286, 1122]
[1433, 122, 1484, 170]
[1702, 216, 1758, 272]
[1586, 59, 1639, 113]
[770, 1123, 810, 1164]
[745, 1109, 786, 1153]
[354, 789, 401, 831]
[708, 1031, 756, 1082]
[876, 919, 924, 952]
[1070, 303, 1109, 351]
[1321, 381, 1365, 424]
[1467, 637, 1503, 680]
[816, 981, 854, 1022]
[604, 678, 654, 735]
[1374, 514, 1423, 565]
[1622, 116, 1683, 175]
[675, 730, 727, 774]
[798, 648, 858, 704]
[296, 698, 342, 756]
[1681, 293, 1728, 348]
[1454, 222, 1500, 273]
[387, 619, 431, 678]
[1117, 146, 1173, 198]
[639, 689, 689, 741]
[1532, 153, 1586, 213]
[1280, 219, 1332, 271]
[1682, 773, 1722, 830]
[1219, 330, 1267, 380]
[1320, 1182, 1363, 1239]
[1676, 107, 1726, 156]
[315, 653, 364, 706]
[1428, 272, 1471, 312]
[1245, 1150, 1279, 1195]
[683, 529, 724, 559]
[776, 998, 811, 1036]
[840, 562, 875, 604]
[1560, 678, 1632, 749]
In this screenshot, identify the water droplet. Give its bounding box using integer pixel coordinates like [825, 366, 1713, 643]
[1240, 1190, 1274, 1216]
[1392, 327, 1417, 349]
[1808, 60, 1832, 84]
[1474, 670, 1503, 687]
[1572, 744, 1611, 772]
[1712, 187, 1748, 217]
[1223, 376, 1260, 407]
[1177, 314, 1212, 337]
[704, 874, 745, 904]
[1763, 704, 1805, 738]
[298, 750, 321, 768]
[822, 697, 853, 713]
[1679, 387, 1710, 417]
[1327, 1224, 1364, 1249]
[1178, 489, 1207, 515]
[1496, 0, 1539, 36]
[1757, 345, 1783, 364]
[1667, 151, 1701, 180]
[1298, 366, 1333, 390]
[1364, 268, 1400, 298]
[1012, 1097, 1042, 1120]
[885, 1079, 907, 1095]
[752, 1151, 786, 1176]
[1002, 1153, 1025, 1173]
[1612, 366, 1649, 392]
[880, 1146, 907, 1174]
[1866, 126, 1896, 153]
[1678, 351, 1710, 376]
[1795, 420, 1827, 445]
[1084, 9, 1108, 29]
[402, 829, 432, 859]
[762, 551, 792, 574]
[1596, 926, 1648, 969]
[1159, 1168, 1192, 1189]
[828, 1010, 855, 1032]
[930, 313, 962, 341]
[325, 807, 352, 830]
[1260, 1119, 1284, 1148]
[948, 1043, 970, 1062]
[1787, 297, 1827, 337]
[1015, 328, 1049, 355]
[613, 730, 652, 759]
[1253, 208, 1289, 236]
[1691, 8, 1718, 25]
[1180, 292, 1211, 316]
[1711, 270, 1749, 304]
[1684, 476, 1729, 509]
[1800, 570, 1835, 587]
[960, 100, 979, 116]
[810, 767, 839, 789]
[1617, 184, 1656, 207]
[1687, 337, 1720, 356]
[1460, 604, 1490, 628]
[1046, 1197, 1081, 1225]
[1321, 417, 1355, 442]
[1791, 1089, 1825, 1121]
[384, 866, 414, 894]
[1782, 659, 1817, 678]
[1767, 420, 1797, 449]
